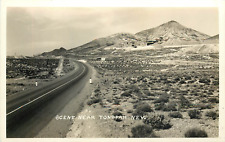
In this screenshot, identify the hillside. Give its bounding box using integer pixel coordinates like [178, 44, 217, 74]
[41, 20, 218, 56]
[203, 34, 219, 44]
[135, 20, 210, 45]
[41, 47, 67, 56]
[71, 20, 212, 54]
[68, 33, 145, 53]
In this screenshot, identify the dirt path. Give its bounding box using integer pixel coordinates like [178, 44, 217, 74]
[55, 58, 64, 76]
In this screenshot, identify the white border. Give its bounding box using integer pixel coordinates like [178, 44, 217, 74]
[2, 0, 220, 7]
[0, 0, 224, 142]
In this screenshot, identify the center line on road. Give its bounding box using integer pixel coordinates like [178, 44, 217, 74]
[7, 63, 86, 116]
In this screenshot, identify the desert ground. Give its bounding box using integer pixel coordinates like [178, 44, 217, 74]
[66, 43, 219, 138]
[6, 57, 75, 96]
[6, 43, 219, 138]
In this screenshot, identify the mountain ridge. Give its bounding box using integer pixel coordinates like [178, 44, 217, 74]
[40, 20, 217, 56]
[68, 32, 145, 53]
[135, 20, 210, 45]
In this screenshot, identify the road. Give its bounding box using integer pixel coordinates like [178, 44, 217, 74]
[6, 60, 93, 138]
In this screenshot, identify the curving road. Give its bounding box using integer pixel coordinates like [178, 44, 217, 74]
[6, 60, 92, 138]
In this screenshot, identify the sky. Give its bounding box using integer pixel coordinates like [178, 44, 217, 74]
[7, 7, 218, 56]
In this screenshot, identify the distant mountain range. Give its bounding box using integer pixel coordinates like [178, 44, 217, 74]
[41, 20, 219, 56]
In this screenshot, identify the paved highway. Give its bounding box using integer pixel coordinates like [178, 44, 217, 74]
[6, 60, 92, 138]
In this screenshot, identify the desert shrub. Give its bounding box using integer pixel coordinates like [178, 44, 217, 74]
[207, 92, 213, 96]
[179, 80, 186, 84]
[125, 85, 140, 93]
[87, 97, 101, 105]
[112, 111, 124, 122]
[188, 109, 202, 119]
[142, 90, 151, 96]
[113, 99, 120, 105]
[187, 80, 195, 83]
[132, 110, 146, 117]
[201, 94, 207, 97]
[132, 102, 152, 117]
[201, 99, 208, 103]
[94, 88, 100, 93]
[154, 95, 169, 103]
[127, 109, 133, 113]
[205, 111, 219, 120]
[180, 95, 192, 109]
[154, 102, 165, 110]
[174, 77, 180, 82]
[106, 42, 114, 46]
[136, 103, 153, 112]
[169, 112, 183, 118]
[199, 78, 210, 84]
[115, 107, 123, 111]
[196, 103, 212, 110]
[143, 90, 154, 96]
[185, 75, 191, 80]
[133, 103, 138, 109]
[191, 92, 199, 96]
[142, 85, 149, 90]
[142, 78, 147, 82]
[163, 88, 169, 92]
[143, 114, 172, 129]
[133, 87, 140, 93]
[106, 99, 112, 103]
[131, 125, 156, 138]
[121, 90, 132, 97]
[154, 102, 177, 111]
[208, 97, 219, 103]
[163, 102, 177, 111]
[213, 80, 219, 85]
[184, 128, 208, 137]
[113, 80, 119, 84]
[113, 111, 123, 116]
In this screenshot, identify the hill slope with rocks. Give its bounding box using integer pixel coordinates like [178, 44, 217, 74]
[135, 20, 210, 45]
[40, 20, 218, 56]
[68, 32, 145, 54]
[203, 34, 219, 44]
[41, 47, 67, 56]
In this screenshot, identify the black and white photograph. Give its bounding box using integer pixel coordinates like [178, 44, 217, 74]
[0, 0, 225, 141]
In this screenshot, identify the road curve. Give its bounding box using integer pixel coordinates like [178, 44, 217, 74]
[6, 60, 89, 138]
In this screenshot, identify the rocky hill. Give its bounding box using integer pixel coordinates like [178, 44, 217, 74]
[41, 20, 218, 56]
[68, 32, 145, 53]
[41, 47, 67, 56]
[135, 20, 210, 45]
[203, 34, 219, 44]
